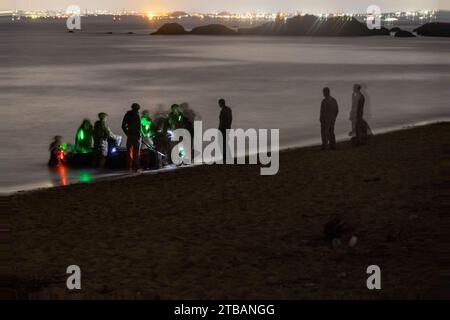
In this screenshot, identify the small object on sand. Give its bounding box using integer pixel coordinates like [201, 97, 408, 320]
[332, 238, 342, 248]
[348, 235, 358, 247]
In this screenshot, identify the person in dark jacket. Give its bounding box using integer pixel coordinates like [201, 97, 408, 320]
[218, 98, 232, 161]
[122, 103, 142, 170]
[320, 87, 339, 150]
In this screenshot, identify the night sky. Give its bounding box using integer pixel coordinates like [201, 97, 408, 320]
[3, 0, 447, 13]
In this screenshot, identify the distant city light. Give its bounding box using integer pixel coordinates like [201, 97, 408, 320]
[4, 9, 439, 24]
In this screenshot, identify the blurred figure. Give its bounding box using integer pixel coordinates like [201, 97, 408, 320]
[75, 119, 93, 153]
[165, 104, 184, 131]
[48, 135, 65, 167]
[140, 109, 162, 169]
[179, 102, 195, 136]
[122, 103, 142, 171]
[141, 110, 158, 148]
[93, 112, 117, 169]
[349, 84, 371, 146]
[320, 87, 339, 150]
[180, 102, 195, 156]
[218, 98, 232, 161]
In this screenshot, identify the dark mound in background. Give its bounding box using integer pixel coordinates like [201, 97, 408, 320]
[152, 15, 391, 37]
[238, 15, 389, 36]
[152, 23, 187, 35]
[190, 24, 237, 35]
[414, 22, 450, 37]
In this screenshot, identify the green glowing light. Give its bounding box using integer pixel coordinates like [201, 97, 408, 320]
[141, 117, 155, 138]
[179, 146, 185, 158]
[79, 172, 92, 183]
[75, 127, 93, 153]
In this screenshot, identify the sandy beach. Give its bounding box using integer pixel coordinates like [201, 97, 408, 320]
[3, 122, 449, 299]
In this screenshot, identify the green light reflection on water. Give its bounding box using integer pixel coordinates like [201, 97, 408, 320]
[79, 171, 93, 183]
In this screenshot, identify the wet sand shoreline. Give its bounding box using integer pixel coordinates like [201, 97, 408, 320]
[3, 122, 449, 299]
[3, 119, 449, 196]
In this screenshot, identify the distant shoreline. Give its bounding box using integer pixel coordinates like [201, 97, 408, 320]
[3, 14, 449, 37]
[150, 18, 449, 37]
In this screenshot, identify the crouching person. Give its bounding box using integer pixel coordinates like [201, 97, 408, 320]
[48, 135, 66, 167]
[93, 112, 118, 169]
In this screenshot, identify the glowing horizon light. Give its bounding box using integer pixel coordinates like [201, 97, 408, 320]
[146, 11, 156, 19]
[146, 11, 168, 20]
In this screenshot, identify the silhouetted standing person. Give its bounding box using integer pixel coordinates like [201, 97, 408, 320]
[349, 84, 370, 146]
[94, 112, 117, 169]
[320, 87, 339, 150]
[122, 103, 142, 171]
[218, 98, 232, 161]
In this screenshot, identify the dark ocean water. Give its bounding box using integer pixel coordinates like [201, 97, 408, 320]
[1, 19, 449, 193]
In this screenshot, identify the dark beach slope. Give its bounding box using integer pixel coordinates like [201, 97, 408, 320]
[4, 123, 450, 299]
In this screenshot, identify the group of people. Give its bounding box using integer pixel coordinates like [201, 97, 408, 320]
[49, 88, 369, 170]
[320, 84, 371, 150]
[49, 99, 233, 170]
[87, 103, 188, 170]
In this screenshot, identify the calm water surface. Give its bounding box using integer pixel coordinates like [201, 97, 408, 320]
[1, 21, 449, 193]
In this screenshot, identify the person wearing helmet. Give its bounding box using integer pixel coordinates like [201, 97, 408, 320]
[141, 110, 158, 144]
[93, 112, 118, 168]
[165, 104, 184, 131]
[122, 103, 142, 171]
